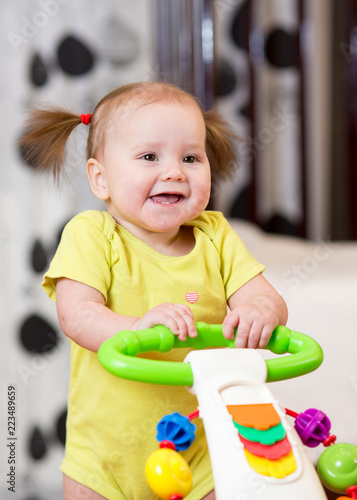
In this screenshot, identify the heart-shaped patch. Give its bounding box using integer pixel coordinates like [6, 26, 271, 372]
[185, 292, 199, 304]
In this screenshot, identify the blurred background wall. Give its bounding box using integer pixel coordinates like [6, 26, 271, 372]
[155, 0, 356, 242]
[0, 0, 355, 498]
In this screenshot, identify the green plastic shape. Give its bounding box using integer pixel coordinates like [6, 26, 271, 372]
[97, 323, 324, 386]
[234, 421, 286, 446]
[317, 443, 357, 493]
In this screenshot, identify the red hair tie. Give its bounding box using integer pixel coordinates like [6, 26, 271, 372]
[80, 113, 91, 125]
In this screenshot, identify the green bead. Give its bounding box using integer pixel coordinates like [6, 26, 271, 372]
[317, 443, 357, 494]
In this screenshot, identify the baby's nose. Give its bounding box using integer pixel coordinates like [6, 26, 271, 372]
[161, 163, 186, 181]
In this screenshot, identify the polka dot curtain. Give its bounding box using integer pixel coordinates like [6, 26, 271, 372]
[0, 2, 154, 498]
[213, 0, 306, 237]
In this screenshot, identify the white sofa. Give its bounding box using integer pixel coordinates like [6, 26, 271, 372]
[229, 218, 357, 467]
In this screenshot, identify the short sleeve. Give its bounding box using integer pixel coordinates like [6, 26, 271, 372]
[42, 211, 113, 302]
[212, 214, 265, 299]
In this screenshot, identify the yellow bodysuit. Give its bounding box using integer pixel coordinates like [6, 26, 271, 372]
[42, 210, 265, 499]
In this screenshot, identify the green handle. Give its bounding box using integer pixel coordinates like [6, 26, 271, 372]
[97, 323, 324, 386]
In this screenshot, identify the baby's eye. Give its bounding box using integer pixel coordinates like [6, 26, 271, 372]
[183, 155, 198, 164]
[142, 153, 157, 161]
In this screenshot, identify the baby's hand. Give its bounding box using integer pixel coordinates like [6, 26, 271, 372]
[133, 303, 197, 341]
[222, 301, 279, 349]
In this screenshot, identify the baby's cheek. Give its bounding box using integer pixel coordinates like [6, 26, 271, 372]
[195, 184, 211, 208]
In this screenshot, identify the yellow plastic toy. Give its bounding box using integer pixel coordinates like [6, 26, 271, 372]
[145, 445, 192, 500]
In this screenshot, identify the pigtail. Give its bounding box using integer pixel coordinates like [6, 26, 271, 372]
[18, 108, 83, 181]
[203, 109, 241, 178]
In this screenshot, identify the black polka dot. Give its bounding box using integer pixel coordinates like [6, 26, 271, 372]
[215, 59, 237, 96]
[238, 103, 252, 120]
[230, 1, 250, 50]
[56, 408, 67, 445]
[29, 427, 47, 460]
[229, 185, 254, 221]
[31, 240, 48, 273]
[262, 214, 300, 236]
[19, 315, 58, 354]
[265, 28, 299, 68]
[30, 53, 48, 87]
[57, 35, 95, 76]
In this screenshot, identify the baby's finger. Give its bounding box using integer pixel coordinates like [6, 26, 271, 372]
[222, 310, 240, 340]
[182, 313, 197, 338]
[173, 304, 194, 319]
[258, 325, 274, 349]
[159, 306, 189, 340]
[171, 314, 190, 341]
[172, 304, 196, 339]
[235, 319, 251, 348]
[247, 322, 264, 349]
[157, 314, 181, 336]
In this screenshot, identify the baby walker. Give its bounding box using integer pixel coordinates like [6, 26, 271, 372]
[98, 324, 357, 499]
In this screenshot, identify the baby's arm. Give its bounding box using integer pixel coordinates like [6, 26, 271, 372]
[223, 273, 288, 349]
[55, 278, 196, 352]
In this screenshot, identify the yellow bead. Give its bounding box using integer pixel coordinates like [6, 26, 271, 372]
[145, 448, 192, 500]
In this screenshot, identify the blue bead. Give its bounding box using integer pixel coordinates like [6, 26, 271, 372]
[156, 412, 196, 451]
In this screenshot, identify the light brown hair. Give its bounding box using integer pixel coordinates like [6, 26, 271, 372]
[18, 81, 240, 182]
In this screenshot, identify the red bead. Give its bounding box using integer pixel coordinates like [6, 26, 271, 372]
[323, 434, 337, 447]
[347, 485, 357, 498]
[159, 440, 176, 450]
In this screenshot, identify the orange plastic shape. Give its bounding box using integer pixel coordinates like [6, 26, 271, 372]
[227, 403, 281, 430]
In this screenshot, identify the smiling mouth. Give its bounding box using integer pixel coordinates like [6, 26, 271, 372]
[150, 194, 184, 205]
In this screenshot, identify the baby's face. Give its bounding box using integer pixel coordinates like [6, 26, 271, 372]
[97, 99, 211, 241]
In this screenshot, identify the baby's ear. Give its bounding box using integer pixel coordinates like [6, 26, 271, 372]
[87, 158, 109, 200]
